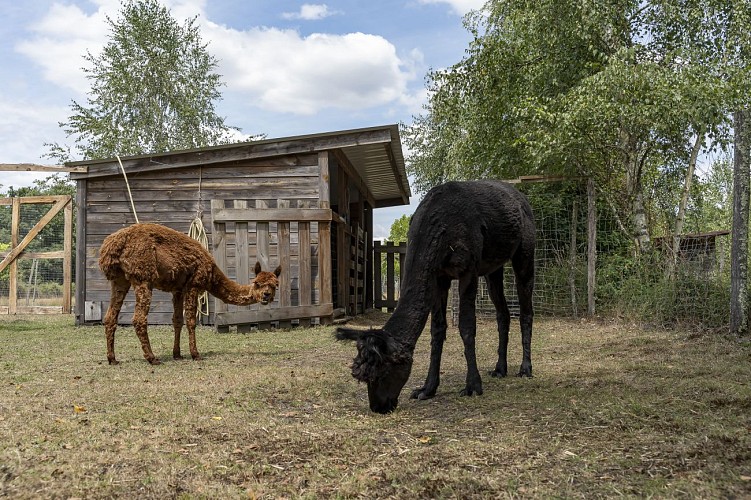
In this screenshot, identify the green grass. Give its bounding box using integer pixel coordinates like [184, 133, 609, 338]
[0, 313, 750, 498]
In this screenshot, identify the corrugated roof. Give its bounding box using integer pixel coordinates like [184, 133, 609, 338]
[69, 124, 411, 208]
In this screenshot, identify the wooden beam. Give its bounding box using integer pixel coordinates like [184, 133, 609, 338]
[69, 129, 393, 180]
[0, 195, 72, 206]
[212, 207, 333, 223]
[0, 251, 65, 260]
[382, 143, 410, 205]
[0, 163, 87, 173]
[214, 303, 334, 325]
[319, 152, 330, 209]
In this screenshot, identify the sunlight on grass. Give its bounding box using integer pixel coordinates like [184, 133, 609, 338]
[0, 313, 749, 497]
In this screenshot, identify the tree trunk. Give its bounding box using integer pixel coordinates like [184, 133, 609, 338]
[622, 129, 651, 253]
[671, 129, 704, 274]
[731, 109, 751, 336]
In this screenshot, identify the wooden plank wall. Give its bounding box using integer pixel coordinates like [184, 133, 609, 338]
[81, 155, 320, 325]
[211, 201, 334, 329]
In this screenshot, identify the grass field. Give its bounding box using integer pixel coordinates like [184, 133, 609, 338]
[1, 312, 750, 498]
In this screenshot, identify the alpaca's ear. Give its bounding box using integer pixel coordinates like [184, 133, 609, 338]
[335, 327, 367, 342]
[336, 328, 393, 382]
[273, 265, 281, 278]
[254, 262, 261, 275]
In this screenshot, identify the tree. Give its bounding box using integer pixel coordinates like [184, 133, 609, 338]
[388, 214, 410, 244]
[404, 0, 749, 255]
[46, 0, 245, 163]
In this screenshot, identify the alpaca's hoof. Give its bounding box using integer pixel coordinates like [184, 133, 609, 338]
[108, 359, 119, 366]
[148, 358, 162, 365]
[517, 363, 532, 378]
[173, 354, 184, 360]
[410, 387, 436, 400]
[459, 385, 483, 397]
[490, 367, 507, 378]
[191, 355, 203, 361]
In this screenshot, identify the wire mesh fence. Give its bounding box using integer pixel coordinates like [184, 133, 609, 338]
[447, 180, 731, 329]
[0, 196, 74, 314]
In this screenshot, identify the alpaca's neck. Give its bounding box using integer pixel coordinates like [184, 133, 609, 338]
[383, 266, 435, 351]
[208, 264, 254, 305]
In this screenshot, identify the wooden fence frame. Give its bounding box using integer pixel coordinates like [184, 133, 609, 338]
[0, 195, 73, 314]
[211, 200, 334, 330]
[373, 240, 406, 312]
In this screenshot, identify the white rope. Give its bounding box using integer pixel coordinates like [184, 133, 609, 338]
[188, 167, 209, 318]
[188, 217, 210, 318]
[116, 154, 139, 224]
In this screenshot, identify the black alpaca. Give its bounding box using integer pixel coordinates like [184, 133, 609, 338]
[337, 180, 535, 413]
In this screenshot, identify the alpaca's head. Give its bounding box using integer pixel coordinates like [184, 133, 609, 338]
[335, 327, 413, 414]
[250, 262, 282, 305]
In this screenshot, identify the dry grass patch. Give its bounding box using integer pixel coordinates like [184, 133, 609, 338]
[0, 313, 750, 498]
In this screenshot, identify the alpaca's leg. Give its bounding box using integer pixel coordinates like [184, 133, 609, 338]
[183, 289, 201, 361]
[512, 253, 535, 378]
[411, 276, 451, 400]
[133, 283, 159, 365]
[172, 291, 185, 360]
[458, 273, 482, 396]
[104, 277, 130, 365]
[486, 267, 511, 377]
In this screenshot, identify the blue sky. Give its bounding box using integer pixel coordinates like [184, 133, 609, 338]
[0, 0, 484, 238]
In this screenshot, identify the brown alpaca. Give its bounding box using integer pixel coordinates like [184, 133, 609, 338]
[98, 223, 281, 365]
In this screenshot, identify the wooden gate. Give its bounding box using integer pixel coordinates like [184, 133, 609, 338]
[374, 240, 406, 312]
[210, 199, 334, 330]
[0, 195, 73, 314]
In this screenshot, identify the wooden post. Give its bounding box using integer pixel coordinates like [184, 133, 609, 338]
[278, 199, 292, 329]
[62, 199, 73, 314]
[234, 200, 251, 333]
[319, 221, 332, 325]
[319, 152, 330, 209]
[211, 199, 230, 333]
[255, 199, 269, 272]
[365, 205, 373, 310]
[374, 240, 383, 310]
[587, 178, 597, 316]
[318, 152, 333, 324]
[9, 197, 20, 314]
[386, 243, 396, 312]
[75, 182, 87, 324]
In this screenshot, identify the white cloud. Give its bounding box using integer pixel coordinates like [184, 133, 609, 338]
[418, 0, 486, 15]
[0, 97, 68, 162]
[208, 26, 419, 114]
[15, 1, 421, 115]
[282, 4, 340, 21]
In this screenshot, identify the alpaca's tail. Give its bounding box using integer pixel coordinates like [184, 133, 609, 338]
[98, 232, 127, 280]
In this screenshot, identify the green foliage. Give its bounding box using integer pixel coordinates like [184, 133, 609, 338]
[388, 215, 410, 244]
[403, 0, 750, 255]
[45, 0, 245, 163]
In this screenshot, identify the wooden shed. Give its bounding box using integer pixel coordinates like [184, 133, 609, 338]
[70, 124, 410, 328]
